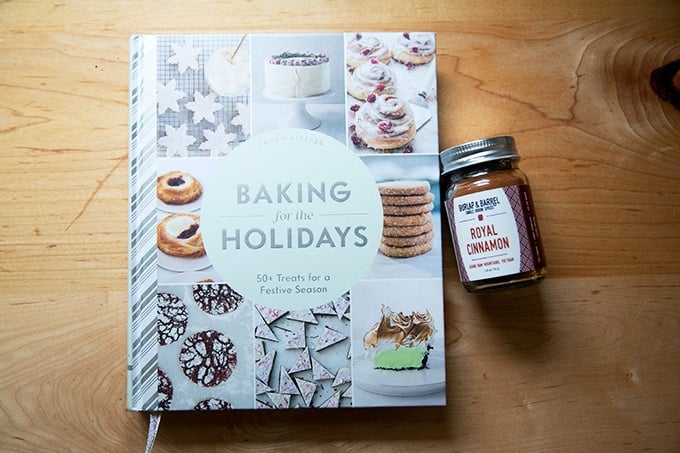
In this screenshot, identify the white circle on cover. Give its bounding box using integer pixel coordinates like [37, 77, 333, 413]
[201, 129, 384, 311]
[205, 47, 250, 96]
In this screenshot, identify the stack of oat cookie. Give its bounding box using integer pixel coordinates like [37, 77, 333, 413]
[377, 180, 435, 258]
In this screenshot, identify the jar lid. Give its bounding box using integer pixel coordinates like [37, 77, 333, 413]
[440, 136, 520, 175]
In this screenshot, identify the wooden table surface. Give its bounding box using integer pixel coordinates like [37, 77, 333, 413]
[2, 1, 680, 451]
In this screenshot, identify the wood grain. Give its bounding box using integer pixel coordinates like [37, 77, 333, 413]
[1, 1, 679, 451]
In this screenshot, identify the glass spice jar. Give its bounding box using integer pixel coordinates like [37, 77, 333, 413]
[440, 136, 547, 292]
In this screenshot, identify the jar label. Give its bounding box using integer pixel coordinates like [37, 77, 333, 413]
[444, 185, 544, 282]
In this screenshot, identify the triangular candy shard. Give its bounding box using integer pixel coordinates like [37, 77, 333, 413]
[315, 326, 348, 351]
[295, 378, 317, 407]
[311, 302, 336, 316]
[255, 304, 287, 324]
[287, 309, 318, 324]
[255, 350, 276, 383]
[267, 392, 291, 409]
[342, 384, 353, 398]
[256, 379, 274, 395]
[318, 391, 341, 408]
[332, 366, 352, 387]
[289, 347, 312, 373]
[278, 366, 300, 395]
[254, 323, 278, 342]
[333, 294, 350, 319]
[254, 341, 265, 361]
[311, 357, 334, 381]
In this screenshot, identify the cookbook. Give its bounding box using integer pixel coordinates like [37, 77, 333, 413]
[127, 32, 445, 411]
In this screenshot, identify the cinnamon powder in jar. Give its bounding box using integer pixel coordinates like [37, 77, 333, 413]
[440, 136, 546, 292]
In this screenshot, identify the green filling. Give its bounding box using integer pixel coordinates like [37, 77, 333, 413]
[373, 346, 428, 370]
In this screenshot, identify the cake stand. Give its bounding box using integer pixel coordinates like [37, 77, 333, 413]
[262, 90, 334, 130]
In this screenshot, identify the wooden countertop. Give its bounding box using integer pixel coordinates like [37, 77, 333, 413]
[2, 1, 679, 451]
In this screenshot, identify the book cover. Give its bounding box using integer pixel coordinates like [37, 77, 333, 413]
[128, 32, 445, 411]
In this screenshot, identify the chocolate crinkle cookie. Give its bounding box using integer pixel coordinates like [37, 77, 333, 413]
[179, 330, 238, 387]
[192, 283, 244, 315]
[157, 292, 189, 346]
[158, 368, 173, 411]
[193, 398, 233, 410]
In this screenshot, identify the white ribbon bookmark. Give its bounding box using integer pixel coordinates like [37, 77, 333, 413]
[144, 412, 162, 453]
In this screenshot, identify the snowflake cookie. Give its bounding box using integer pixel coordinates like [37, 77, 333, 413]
[185, 91, 222, 124]
[230, 102, 251, 136]
[199, 123, 237, 157]
[167, 40, 202, 74]
[157, 79, 186, 114]
[158, 124, 196, 157]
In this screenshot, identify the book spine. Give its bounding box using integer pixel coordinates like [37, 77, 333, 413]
[127, 34, 159, 411]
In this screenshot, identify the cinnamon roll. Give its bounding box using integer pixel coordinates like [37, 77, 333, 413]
[157, 213, 206, 258]
[347, 59, 396, 101]
[391, 32, 435, 66]
[157, 170, 202, 205]
[346, 33, 391, 68]
[354, 94, 416, 150]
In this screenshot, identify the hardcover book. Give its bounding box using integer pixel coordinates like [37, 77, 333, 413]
[127, 32, 445, 411]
